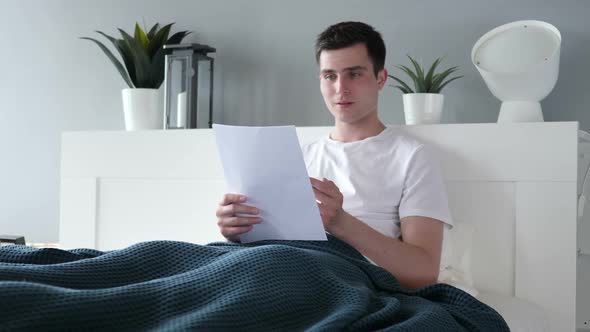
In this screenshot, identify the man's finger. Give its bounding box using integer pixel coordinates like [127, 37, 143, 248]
[310, 177, 330, 193]
[321, 178, 341, 195]
[220, 193, 247, 205]
[311, 178, 340, 198]
[313, 187, 334, 206]
[222, 216, 262, 227]
[312, 186, 341, 199]
[310, 177, 324, 188]
[218, 203, 259, 217]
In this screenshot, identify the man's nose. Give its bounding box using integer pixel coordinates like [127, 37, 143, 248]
[335, 77, 351, 95]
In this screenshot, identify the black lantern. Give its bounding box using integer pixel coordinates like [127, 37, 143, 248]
[163, 43, 216, 129]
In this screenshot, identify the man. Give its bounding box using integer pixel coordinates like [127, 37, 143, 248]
[216, 21, 453, 289]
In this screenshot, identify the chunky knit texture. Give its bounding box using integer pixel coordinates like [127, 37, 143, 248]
[0, 235, 508, 331]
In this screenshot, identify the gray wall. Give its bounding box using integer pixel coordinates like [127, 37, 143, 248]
[1, 0, 589, 243]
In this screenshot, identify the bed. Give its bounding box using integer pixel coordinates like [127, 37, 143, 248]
[54, 122, 578, 331]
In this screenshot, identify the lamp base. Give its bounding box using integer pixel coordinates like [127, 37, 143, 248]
[497, 101, 544, 123]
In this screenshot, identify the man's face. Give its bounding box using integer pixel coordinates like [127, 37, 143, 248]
[318, 43, 387, 125]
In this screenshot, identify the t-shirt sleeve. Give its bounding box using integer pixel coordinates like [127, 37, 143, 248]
[398, 144, 453, 227]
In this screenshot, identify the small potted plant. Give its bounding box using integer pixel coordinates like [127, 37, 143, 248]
[388, 55, 462, 125]
[81, 23, 191, 130]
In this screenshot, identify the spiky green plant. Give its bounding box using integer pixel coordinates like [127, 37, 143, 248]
[81, 23, 191, 89]
[388, 55, 463, 94]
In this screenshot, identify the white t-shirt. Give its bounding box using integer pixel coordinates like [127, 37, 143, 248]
[302, 126, 453, 239]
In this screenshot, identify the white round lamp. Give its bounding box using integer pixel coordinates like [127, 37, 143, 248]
[471, 20, 561, 122]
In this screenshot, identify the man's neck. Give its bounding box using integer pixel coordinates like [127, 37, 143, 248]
[330, 119, 386, 143]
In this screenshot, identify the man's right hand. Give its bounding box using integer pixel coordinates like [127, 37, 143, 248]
[216, 193, 261, 242]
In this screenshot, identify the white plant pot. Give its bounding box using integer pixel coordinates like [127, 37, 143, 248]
[121, 88, 162, 130]
[402, 93, 444, 125]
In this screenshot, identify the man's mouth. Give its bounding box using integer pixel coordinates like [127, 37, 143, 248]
[336, 101, 354, 107]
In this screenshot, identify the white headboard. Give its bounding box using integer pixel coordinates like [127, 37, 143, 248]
[60, 122, 578, 331]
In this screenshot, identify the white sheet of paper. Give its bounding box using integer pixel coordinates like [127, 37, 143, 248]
[213, 124, 327, 243]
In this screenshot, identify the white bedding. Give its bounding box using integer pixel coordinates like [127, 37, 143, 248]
[478, 291, 549, 332]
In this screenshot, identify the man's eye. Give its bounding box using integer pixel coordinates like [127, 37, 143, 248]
[350, 72, 361, 78]
[324, 74, 337, 80]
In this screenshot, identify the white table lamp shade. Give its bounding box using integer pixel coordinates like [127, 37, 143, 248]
[471, 20, 561, 122]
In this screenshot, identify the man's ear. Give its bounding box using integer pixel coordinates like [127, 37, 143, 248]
[377, 68, 388, 89]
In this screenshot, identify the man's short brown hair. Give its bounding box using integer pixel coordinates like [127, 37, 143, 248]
[315, 21, 386, 76]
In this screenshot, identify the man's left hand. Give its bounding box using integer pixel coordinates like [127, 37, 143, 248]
[310, 177, 344, 229]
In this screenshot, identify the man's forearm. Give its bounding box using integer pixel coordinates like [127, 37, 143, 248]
[329, 212, 439, 289]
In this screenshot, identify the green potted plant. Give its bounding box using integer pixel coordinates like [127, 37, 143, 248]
[388, 55, 462, 125]
[81, 23, 191, 130]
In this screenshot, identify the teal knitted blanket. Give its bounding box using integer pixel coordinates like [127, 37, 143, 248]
[0, 235, 508, 331]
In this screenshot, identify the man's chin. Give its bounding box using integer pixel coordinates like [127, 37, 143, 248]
[334, 114, 362, 125]
[330, 107, 355, 117]
[330, 109, 377, 125]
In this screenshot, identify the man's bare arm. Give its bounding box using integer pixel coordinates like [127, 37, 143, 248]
[310, 177, 444, 289]
[330, 214, 443, 289]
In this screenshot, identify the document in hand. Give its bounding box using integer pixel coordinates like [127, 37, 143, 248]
[213, 124, 327, 243]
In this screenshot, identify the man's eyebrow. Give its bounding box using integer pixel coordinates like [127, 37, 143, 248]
[320, 66, 368, 74]
[343, 66, 368, 72]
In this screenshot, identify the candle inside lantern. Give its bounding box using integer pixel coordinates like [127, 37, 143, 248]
[177, 91, 187, 127]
